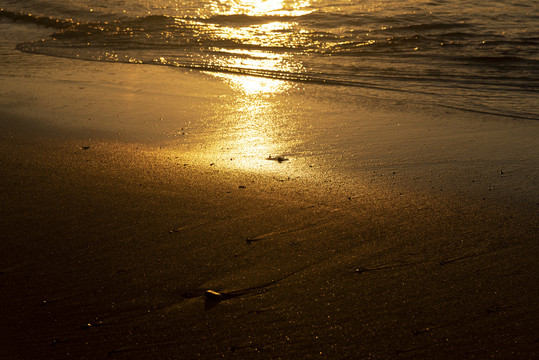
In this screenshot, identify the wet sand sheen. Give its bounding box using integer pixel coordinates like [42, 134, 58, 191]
[1, 132, 537, 359]
[1, 54, 538, 358]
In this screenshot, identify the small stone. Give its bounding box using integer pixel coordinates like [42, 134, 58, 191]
[267, 155, 289, 163]
[204, 290, 223, 301]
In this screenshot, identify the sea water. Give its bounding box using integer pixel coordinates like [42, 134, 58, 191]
[1, 0, 537, 120]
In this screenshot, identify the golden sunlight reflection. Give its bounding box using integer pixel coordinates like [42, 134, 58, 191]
[181, 4, 310, 77]
[195, 71, 299, 173]
[170, 1, 314, 174]
[204, 0, 313, 17]
[209, 72, 291, 95]
[207, 19, 298, 48]
[209, 48, 303, 77]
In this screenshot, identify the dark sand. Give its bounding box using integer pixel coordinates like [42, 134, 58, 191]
[1, 49, 538, 359]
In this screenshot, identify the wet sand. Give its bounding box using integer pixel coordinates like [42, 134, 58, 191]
[1, 51, 538, 359]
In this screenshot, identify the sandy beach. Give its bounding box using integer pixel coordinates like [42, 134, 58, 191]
[1, 44, 538, 359]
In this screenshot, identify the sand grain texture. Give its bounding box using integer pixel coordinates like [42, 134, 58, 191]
[0, 50, 538, 359]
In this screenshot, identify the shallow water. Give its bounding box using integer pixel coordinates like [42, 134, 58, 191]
[1, 0, 538, 119]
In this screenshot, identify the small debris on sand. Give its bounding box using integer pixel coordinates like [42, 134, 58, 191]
[204, 290, 223, 301]
[266, 155, 289, 163]
[82, 321, 103, 330]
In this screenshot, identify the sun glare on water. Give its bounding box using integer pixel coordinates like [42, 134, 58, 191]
[210, 72, 291, 95]
[205, 0, 312, 17]
[170, 1, 312, 173]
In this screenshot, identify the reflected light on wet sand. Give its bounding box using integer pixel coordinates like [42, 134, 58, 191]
[187, 72, 302, 174]
[211, 72, 291, 95]
[168, 0, 315, 174]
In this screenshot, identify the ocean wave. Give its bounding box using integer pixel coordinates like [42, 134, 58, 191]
[379, 22, 473, 33]
[0, 8, 72, 29]
[3, 3, 538, 121]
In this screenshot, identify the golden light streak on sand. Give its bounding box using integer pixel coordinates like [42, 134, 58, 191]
[211, 71, 290, 94]
[198, 72, 298, 173]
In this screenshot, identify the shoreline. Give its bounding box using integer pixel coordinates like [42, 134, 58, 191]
[1, 50, 538, 358]
[2, 53, 537, 208]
